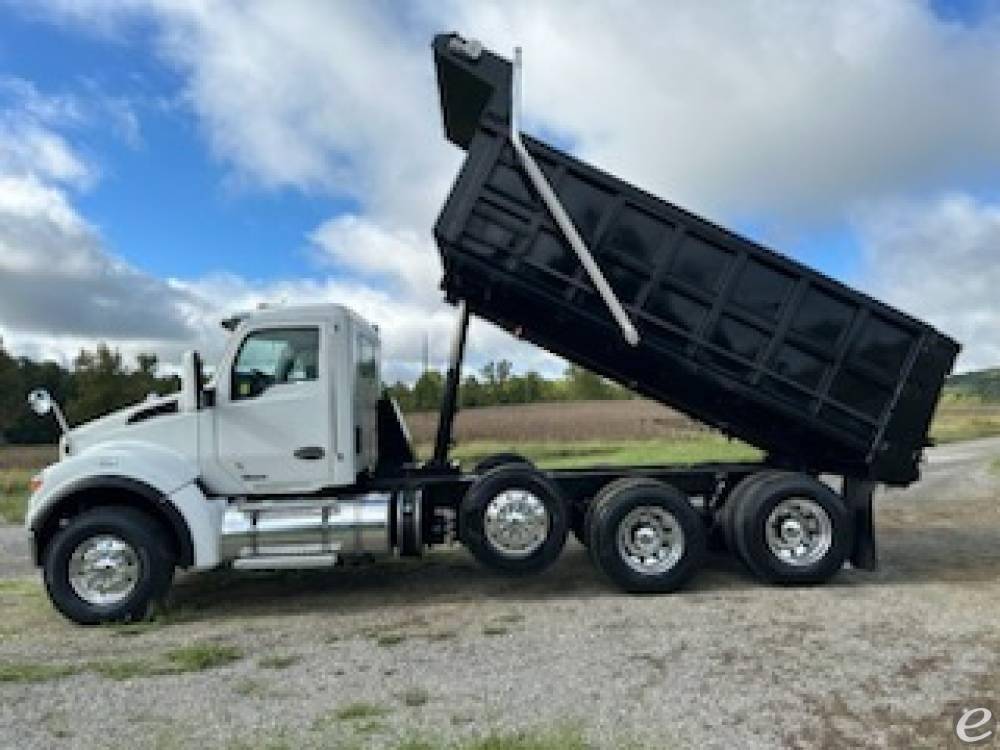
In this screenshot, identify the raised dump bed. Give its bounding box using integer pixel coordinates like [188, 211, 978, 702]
[432, 34, 960, 486]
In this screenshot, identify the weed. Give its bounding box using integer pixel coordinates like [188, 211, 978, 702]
[0, 662, 79, 683]
[331, 702, 391, 722]
[259, 654, 301, 670]
[164, 642, 242, 671]
[399, 687, 430, 707]
[376, 632, 407, 647]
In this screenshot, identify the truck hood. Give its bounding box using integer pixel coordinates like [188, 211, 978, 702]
[67, 394, 180, 454]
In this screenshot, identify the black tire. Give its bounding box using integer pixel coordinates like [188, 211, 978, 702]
[474, 453, 534, 474]
[460, 464, 567, 574]
[716, 470, 784, 558]
[585, 478, 660, 568]
[731, 472, 852, 584]
[43, 507, 176, 625]
[588, 478, 706, 593]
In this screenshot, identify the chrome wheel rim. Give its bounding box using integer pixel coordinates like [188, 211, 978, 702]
[484, 489, 550, 558]
[616, 506, 685, 575]
[68, 535, 141, 606]
[765, 497, 832, 567]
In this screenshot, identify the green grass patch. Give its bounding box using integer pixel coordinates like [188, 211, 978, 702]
[0, 662, 80, 683]
[991, 458, 1000, 475]
[375, 632, 407, 647]
[930, 403, 1000, 444]
[391, 728, 592, 750]
[437, 436, 760, 470]
[259, 653, 301, 670]
[331, 702, 391, 722]
[0, 469, 32, 524]
[482, 624, 510, 637]
[164, 642, 243, 671]
[464, 728, 591, 750]
[0, 642, 244, 684]
[0, 579, 55, 640]
[399, 687, 430, 707]
[87, 659, 177, 680]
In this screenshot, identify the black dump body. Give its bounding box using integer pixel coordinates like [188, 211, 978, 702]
[432, 34, 960, 486]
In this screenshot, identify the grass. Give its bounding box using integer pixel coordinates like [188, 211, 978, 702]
[991, 457, 1000, 475]
[0, 469, 31, 524]
[399, 687, 430, 707]
[163, 642, 243, 671]
[929, 401, 1000, 444]
[463, 728, 591, 750]
[391, 728, 592, 750]
[0, 579, 54, 640]
[259, 653, 301, 670]
[228, 723, 599, 750]
[436, 435, 760, 470]
[333, 702, 391, 721]
[376, 632, 408, 647]
[482, 624, 510, 637]
[0, 662, 79, 683]
[0, 639, 244, 684]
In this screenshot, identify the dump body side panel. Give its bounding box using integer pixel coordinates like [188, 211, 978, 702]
[433, 36, 960, 486]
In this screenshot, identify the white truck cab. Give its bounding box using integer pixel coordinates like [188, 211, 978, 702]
[25, 304, 402, 624]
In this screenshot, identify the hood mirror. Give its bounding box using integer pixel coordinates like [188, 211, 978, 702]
[27, 389, 53, 416]
[26, 388, 71, 441]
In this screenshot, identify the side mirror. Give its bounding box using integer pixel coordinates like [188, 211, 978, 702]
[27, 389, 53, 416]
[26, 388, 70, 437]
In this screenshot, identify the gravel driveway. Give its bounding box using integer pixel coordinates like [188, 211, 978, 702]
[2, 437, 999, 749]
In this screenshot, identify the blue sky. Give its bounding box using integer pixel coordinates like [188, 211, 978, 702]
[0, 1, 998, 375]
[0, 6, 865, 283]
[0, 11, 342, 282]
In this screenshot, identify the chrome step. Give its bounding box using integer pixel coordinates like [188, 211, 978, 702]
[232, 553, 339, 570]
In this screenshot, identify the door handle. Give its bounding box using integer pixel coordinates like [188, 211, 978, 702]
[294, 446, 325, 460]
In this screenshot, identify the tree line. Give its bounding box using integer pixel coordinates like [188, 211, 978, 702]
[386, 360, 633, 412]
[0, 342, 179, 445]
[0, 341, 632, 445]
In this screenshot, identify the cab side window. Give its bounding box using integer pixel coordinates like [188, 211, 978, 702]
[232, 327, 320, 400]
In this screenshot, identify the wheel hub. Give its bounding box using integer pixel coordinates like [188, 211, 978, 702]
[484, 489, 550, 558]
[765, 497, 833, 567]
[617, 506, 685, 575]
[68, 535, 141, 606]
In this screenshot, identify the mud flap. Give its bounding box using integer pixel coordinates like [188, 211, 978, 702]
[844, 477, 878, 571]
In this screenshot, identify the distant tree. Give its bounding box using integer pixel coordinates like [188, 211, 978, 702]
[0, 341, 21, 438]
[411, 370, 444, 411]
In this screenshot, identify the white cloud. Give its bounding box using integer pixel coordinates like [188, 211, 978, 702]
[0, 173, 205, 343]
[10, 0, 1000, 379]
[447, 0, 1000, 219]
[855, 194, 1000, 372]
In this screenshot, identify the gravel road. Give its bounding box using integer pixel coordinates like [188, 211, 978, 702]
[2, 437, 999, 749]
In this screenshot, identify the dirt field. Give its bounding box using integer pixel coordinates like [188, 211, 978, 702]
[1, 437, 999, 749]
[405, 399, 703, 444]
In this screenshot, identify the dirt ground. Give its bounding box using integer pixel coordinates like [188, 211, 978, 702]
[1, 438, 999, 749]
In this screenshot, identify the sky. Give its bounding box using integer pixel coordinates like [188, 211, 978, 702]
[0, 0, 998, 381]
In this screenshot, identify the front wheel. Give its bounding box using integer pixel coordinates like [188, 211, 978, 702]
[43, 507, 176, 625]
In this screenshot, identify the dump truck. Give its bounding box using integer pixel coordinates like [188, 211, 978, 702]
[23, 34, 959, 624]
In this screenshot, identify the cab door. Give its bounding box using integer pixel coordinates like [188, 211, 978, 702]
[214, 325, 333, 493]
